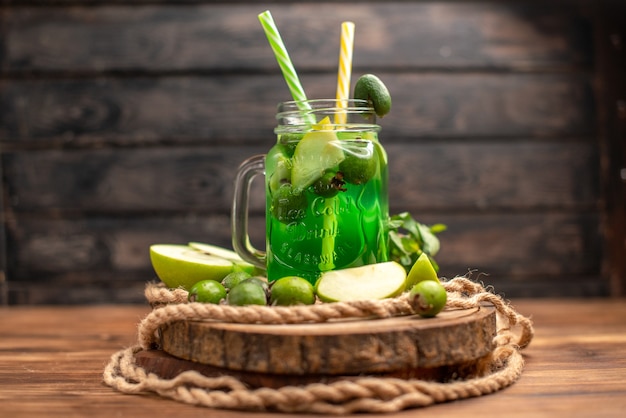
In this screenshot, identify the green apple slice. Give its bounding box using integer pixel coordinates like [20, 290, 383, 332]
[291, 118, 345, 192]
[150, 244, 234, 290]
[405, 252, 439, 290]
[315, 261, 406, 302]
[188, 242, 260, 275]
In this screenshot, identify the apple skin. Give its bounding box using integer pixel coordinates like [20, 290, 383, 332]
[150, 244, 235, 290]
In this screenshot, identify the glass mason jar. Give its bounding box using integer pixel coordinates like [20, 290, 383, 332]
[232, 99, 389, 284]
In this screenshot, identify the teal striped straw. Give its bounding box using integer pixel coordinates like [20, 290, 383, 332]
[258, 10, 314, 122]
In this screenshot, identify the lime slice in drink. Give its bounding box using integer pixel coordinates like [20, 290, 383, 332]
[315, 261, 406, 302]
[291, 117, 345, 192]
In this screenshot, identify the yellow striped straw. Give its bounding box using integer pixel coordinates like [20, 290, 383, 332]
[335, 21, 355, 125]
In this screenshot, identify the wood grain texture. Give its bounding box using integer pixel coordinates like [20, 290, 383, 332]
[593, 1, 626, 296]
[134, 348, 491, 388]
[1, 300, 626, 417]
[159, 306, 496, 376]
[0, 0, 619, 303]
[0, 73, 594, 145]
[2, 141, 598, 212]
[3, 212, 607, 304]
[0, 157, 6, 305]
[0, 2, 592, 73]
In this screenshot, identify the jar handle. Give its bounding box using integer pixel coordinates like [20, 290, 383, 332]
[231, 154, 266, 270]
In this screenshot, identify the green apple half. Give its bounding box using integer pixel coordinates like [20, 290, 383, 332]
[150, 244, 235, 290]
[188, 242, 260, 275]
[315, 261, 407, 302]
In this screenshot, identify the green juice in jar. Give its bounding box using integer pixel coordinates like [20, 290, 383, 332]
[232, 99, 389, 285]
[265, 126, 389, 283]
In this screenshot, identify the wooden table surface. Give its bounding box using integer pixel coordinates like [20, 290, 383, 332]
[1, 299, 625, 417]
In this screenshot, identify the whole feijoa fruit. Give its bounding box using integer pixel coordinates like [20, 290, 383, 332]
[188, 279, 227, 304]
[270, 276, 316, 306]
[409, 280, 447, 318]
[353, 74, 392, 117]
[227, 278, 268, 306]
[221, 271, 252, 290]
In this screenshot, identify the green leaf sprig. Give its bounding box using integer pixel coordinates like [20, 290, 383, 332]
[388, 212, 446, 273]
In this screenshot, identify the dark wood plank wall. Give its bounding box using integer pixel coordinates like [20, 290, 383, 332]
[0, 0, 623, 304]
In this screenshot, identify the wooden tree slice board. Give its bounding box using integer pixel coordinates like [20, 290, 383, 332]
[153, 304, 496, 384]
[136, 347, 487, 389]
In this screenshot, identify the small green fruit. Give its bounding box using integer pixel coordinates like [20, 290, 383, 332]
[353, 74, 392, 117]
[409, 280, 447, 318]
[270, 276, 316, 306]
[246, 276, 270, 293]
[221, 271, 252, 290]
[188, 280, 227, 304]
[227, 279, 269, 306]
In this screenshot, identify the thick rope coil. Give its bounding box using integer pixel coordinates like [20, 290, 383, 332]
[139, 286, 414, 349]
[104, 276, 533, 414]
